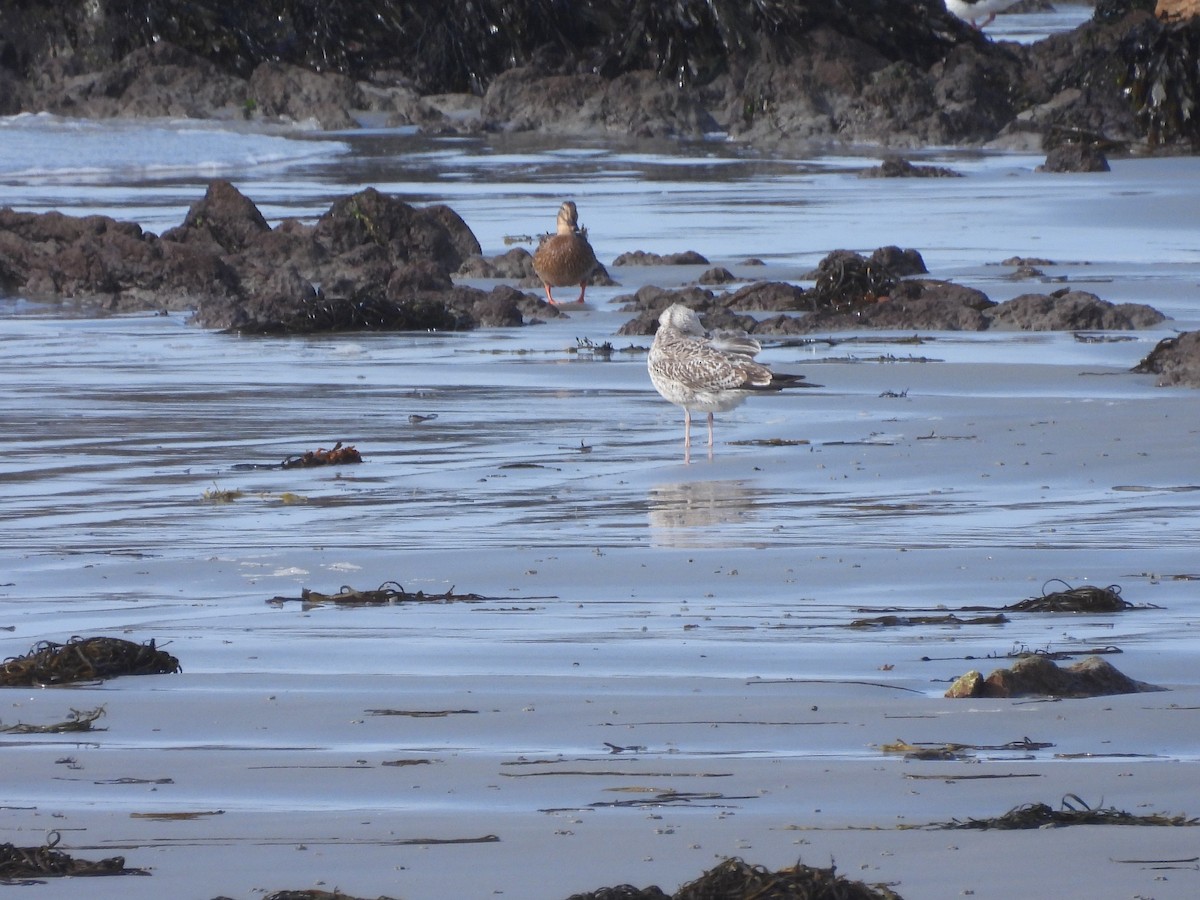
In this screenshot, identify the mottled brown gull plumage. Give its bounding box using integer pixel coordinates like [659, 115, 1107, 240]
[532, 201, 599, 305]
[648, 303, 813, 460]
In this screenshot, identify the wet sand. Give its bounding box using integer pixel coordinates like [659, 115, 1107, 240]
[3, 135, 1200, 897]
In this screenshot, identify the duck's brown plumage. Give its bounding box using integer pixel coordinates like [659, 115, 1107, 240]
[532, 201, 598, 304]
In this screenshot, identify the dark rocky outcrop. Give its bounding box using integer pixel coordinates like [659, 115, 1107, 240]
[3, 2, 1198, 150]
[614, 248, 1168, 336]
[0, 207, 241, 312]
[698, 267, 737, 285]
[1133, 330, 1200, 385]
[612, 250, 711, 266]
[986, 289, 1165, 330]
[0, 179, 562, 332]
[481, 69, 721, 138]
[1038, 142, 1112, 172]
[860, 156, 964, 178]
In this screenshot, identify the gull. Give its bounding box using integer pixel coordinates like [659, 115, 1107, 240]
[647, 303, 817, 461]
[945, 0, 1020, 28]
[532, 201, 599, 305]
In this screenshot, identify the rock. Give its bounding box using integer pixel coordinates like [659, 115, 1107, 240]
[871, 245, 928, 277]
[615, 286, 722, 334]
[248, 62, 361, 129]
[944, 670, 986, 699]
[612, 250, 711, 266]
[1038, 143, 1111, 172]
[457, 248, 537, 280]
[4, 2, 1199, 149]
[860, 156, 963, 178]
[945, 655, 1162, 698]
[725, 281, 809, 311]
[312, 188, 479, 272]
[34, 42, 249, 120]
[0, 179, 554, 332]
[801, 282, 995, 332]
[1000, 256, 1056, 266]
[609, 268, 1172, 337]
[9, 0, 1200, 148]
[698, 267, 737, 285]
[0, 207, 237, 312]
[163, 180, 271, 253]
[481, 68, 718, 138]
[1133, 330, 1200, 386]
[986, 290, 1166, 330]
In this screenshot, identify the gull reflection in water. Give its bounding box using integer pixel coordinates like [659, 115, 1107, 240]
[647, 479, 759, 548]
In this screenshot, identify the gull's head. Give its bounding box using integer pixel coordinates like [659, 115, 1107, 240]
[658, 303, 705, 336]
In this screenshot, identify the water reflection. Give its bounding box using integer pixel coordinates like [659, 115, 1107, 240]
[647, 479, 759, 548]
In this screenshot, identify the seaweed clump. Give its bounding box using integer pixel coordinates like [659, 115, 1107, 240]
[0, 832, 147, 881]
[1004, 580, 1153, 613]
[270, 582, 493, 609]
[804, 248, 928, 312]
[1120, 12, 1200, 147]
[566, 858, 904, 900]
[933, 794, 1198, 830]
[0, 637, 181, 687]
[281, 441, 362, 468]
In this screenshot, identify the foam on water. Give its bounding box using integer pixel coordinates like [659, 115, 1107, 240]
[0, 112, 348, 186]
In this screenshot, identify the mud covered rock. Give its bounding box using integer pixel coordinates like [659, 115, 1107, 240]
[698, 266, 737, 284]
[1038, 142, 1112, 172]
[986, 289, 1166, 329]
[1133, 330, 1200, 385]
[457, 248, 538, 280]
[0, 179, 562, 332]
[612, 250, 711, 266]
[613, 272, 1169, 336]
[945, 655, 1163, 698]
[481, 68, 719, 138]
[860, 156, 963, 178]
[0, 207, 240, 312]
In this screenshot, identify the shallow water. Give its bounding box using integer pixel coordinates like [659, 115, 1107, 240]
[3, 42, 1200, 897]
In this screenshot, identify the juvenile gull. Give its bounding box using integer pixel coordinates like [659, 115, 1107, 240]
[532, 200, 599, 305]
[647, 303, 815, 460]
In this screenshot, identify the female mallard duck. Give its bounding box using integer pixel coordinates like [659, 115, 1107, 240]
[532, 201, 598, 305]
